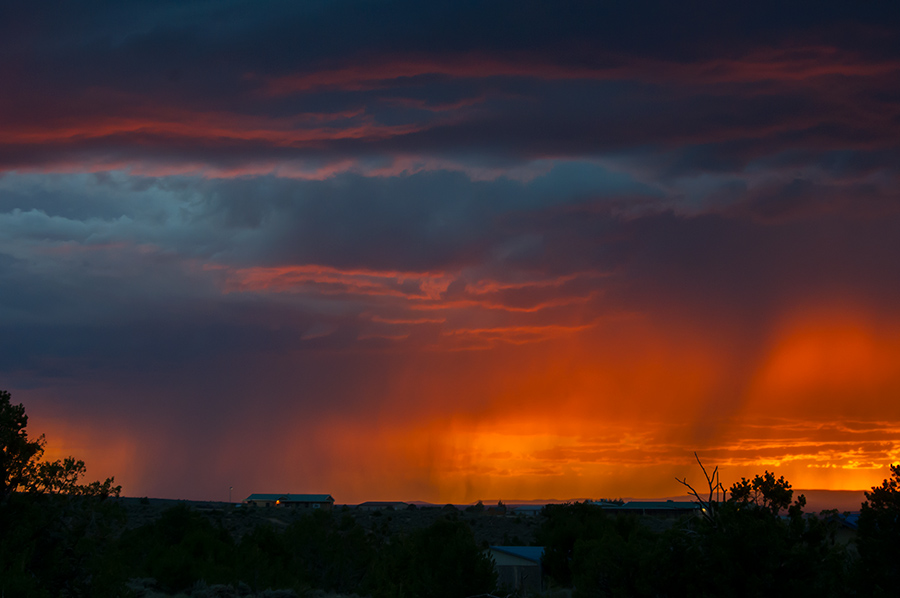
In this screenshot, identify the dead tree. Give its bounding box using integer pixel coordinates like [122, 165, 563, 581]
[676, 452, 724, 528]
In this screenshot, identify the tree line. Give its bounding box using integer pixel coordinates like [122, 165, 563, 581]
[2, 389, 900, 596]
[537, 462, 900, 597]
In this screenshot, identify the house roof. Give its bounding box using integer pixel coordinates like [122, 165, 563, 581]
[512, 505, 544, 512]
[616, 501, 699, 510]
[835, 512, 859, 530]
[244, 493, 334, 503]
[489, 546, 545, 564]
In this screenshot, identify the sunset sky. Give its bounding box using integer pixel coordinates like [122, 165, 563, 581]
[3, 1, 900, 504]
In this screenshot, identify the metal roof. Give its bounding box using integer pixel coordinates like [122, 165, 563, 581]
[489, 546, 545, 564]
[616, 501, 699, 510]
[836, 512, 859, 530]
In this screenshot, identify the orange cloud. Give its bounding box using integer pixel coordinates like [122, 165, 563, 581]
[212, 263, 453, 300]
[260, 47, 900, 96]
[209, 263, 607, 349]
[0, 103, 415, 147]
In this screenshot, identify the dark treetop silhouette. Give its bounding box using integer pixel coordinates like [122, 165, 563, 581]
[0, 389, 120, 503]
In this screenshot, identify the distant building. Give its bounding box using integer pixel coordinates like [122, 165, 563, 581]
[603, 500, 701, 518]
[243, 493, 334, 510]
[357, 501, 408, 511]
[828, 512, 860, 546]
[510, 504, 544, 517]
[487, 546, 544, 594]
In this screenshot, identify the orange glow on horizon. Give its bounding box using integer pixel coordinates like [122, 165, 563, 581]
[213, 301, 900, 503]
[30, 416, 138, 493]
[17, 300, 900, 504]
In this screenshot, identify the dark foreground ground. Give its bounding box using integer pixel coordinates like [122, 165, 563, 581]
[7, 492, 886, 598]
[117, 497, 545, 547]
[114, 498, 548, 598]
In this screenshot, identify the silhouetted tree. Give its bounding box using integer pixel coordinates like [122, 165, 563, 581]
[1, 390, 126, 595]
[0, 390, 120, 501]
[856, 464, 900, 596]
[117, 504, 237, 592]
[372, 516, 496, 598]
[537, 501, 614, 587]
[466, 499, 485, 513]
[0, 390, 44, 502]
[535, 458, 851, 597]
[728, 470, 805, 517]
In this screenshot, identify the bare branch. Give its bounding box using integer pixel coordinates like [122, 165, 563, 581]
[677, 452, 724, 528]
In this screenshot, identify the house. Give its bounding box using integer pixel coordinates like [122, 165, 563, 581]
[823, 512, 859, 547]
[487, 546, 544, 594]
[357, 501, 408, 511]
[510, 504, 544, 517]
[243, 493, 335, 510]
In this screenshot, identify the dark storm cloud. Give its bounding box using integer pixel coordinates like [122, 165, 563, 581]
[2, 1, 899, 178]
[4, 164, 898, 386]
[141, 166, 655, 270]
[6, 1, 898, 68]
[3, 68, 897, 175]
[729, 177, 900, 224]
[620, 210, 900, 313]
[0, 166, 640, 384]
